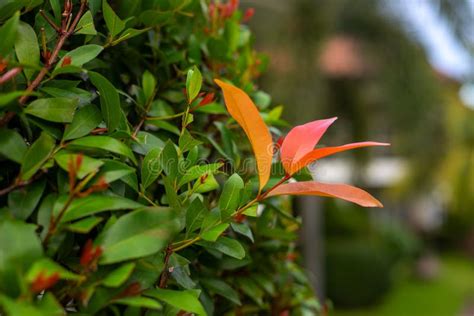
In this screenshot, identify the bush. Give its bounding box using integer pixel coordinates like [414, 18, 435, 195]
[325, 239, 394, 308]
[0, 0, 385, 314]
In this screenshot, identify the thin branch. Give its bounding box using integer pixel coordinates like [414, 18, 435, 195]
[158, 246, 173, 288]
[39, 10, 61, 33]
[0, 0, 88, 127]
[0, 67, 22, 85]
[0, 172, 45, 197]
[169, 174, 292, 253]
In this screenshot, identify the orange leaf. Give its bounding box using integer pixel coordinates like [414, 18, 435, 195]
[267, 181, 383, 207]
[215, 79, 273, 191]
[280, 118, 337, 174]
[288, 141, 390, 175]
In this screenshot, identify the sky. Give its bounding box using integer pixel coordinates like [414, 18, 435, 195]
[393, 0, 473, 81]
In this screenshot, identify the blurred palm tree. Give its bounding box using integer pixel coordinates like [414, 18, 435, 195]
[436, 0, 474, 55]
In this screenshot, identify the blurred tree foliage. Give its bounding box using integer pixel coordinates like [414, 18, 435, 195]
[246, 0, 473, 194]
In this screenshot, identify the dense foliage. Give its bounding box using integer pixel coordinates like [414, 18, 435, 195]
[0, 1, 385, 315]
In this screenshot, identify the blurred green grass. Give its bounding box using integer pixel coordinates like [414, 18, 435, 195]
[332, 255, 474, 316]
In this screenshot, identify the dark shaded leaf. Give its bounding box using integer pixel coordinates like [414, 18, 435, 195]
[89, 71, 121, 132]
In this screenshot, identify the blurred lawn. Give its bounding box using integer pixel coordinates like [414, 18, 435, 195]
[332, 255, 474, 316]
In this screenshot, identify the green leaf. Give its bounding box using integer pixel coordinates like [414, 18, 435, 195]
[179, 129, 202, 153]
[63, 104, 102, 140]
[54, 45, 103, 73]
[8, 179, 45, 220]
[97, 159, 135, 184]
[193, 102, 226, 114]
[185, 198, 206, 236]
[162, 176, 180, 210]
[0, 11, 19, 57]
[200, 278, 241, 305]
[88, 71, 121, 132]
[186, 66, 202, 103]
[54, 150, 104, 178]
[141, 147, 162, 190]
[132, 131, 165, 155]
[139, 10, 173, 27]
[201, 223, 229, 242]
[20, 132, 55, 180]
[142, 70, 156, 102]
[103, 0, 125, 37]
[102, 262, 135, 287]
[99, 207, 178, 264]
[114, 296, 162, 310]
[237, 278, 264, 306]
[144, 288, 207, 316]
[200, 208, 220, 232]
[37, 193, 57, 240]
[26, 258, 81, 282]
[170, 266, 195, 289]
[199, 237, 245, 259]
[66, 216, 103, 234]
[60, 194, 144, 222]
[41, 86, 92, 105]
[74, 11, 97, 35]
[109, 28, 149, 46]
[121, 172, 138, 192]
[159, 141, 178, 182]
[15, 22, 40, 80]
[25, 97, 78, 123]
[69, 136, 137, 164]
[0, 91, 37, 108]
[178, 163, 223, 187]
[49, 0, 61, 19]
[219, 173, 244, 219]
[194, 173, 219, 193]
[243, 203, 258, 217]
[0, 220, 43, 295]
[0, 128, 27, 163]
[147, 120, 180, 135]
[0, 293, 62, 316]
[231, 222, 254, 242]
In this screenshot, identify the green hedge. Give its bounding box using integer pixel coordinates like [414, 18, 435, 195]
[0, 0, 319, 315]
[325, 239, 394, 308]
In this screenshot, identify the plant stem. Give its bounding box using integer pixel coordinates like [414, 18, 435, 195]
[169, 174, 292, 252]
[0, 0, 88, 127]
[43, 170, 96, 245]
[158, 246, 173, 288]
[0, 172, 44, 197]
[139, 191, 160, 207]
[171, 236, 201, 252]
[145, 112, 186, 121]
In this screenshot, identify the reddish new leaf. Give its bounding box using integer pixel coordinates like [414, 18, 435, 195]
[288, 141, 390, 175]
[215, 79, 273, 191]
[280, 118, 336, 174]
[267, 181, 383, 207]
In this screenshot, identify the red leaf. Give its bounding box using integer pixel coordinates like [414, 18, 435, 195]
[198, 92, 215, 107]
[61, 56, 72, 67]
[280, 118, 337, 174]
[215, 79, 273, 191]
[80, 239, 102, 268]
[243, 8, 255, 22]
[30, 271, 60, 293]
[288, 141, 390, 175]
[267, 181, 383, 207]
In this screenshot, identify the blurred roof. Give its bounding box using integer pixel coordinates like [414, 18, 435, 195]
[318, 36, 369, 78]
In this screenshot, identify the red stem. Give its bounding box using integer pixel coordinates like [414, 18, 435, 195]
[0, 1, 87, 127]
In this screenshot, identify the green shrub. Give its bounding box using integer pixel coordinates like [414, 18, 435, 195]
[325, 239, 394, 308]
[0, 1, 385, 314]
